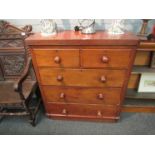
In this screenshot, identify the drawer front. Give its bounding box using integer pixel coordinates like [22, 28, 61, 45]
[81, 49, 132, 69]
[33, 49, 79, 67]
[39, 68, 126, 87]
[46, 103, 118, 118]
[43, 86, 121, 105]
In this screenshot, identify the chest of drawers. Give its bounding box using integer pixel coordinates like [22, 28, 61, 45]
[26, 31, 139, 122]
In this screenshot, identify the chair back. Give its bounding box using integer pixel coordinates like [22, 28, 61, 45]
[0, 20, 32, 81]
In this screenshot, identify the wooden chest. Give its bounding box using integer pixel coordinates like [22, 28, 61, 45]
[26, 31, 139, 122]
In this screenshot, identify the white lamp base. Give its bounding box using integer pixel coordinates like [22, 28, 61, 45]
[41, 31, 57, 36]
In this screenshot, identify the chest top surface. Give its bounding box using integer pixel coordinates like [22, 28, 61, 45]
[26, 30, 139, 46]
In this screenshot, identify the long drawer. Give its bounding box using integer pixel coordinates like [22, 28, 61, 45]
[81, 49, 132, 69]
[33, 49, 80, 67]
[46, 103, 118, 119]
[43, 86, 121, 105]
[39, 68, 126, 87]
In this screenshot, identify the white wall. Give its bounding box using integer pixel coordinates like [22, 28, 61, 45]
[4, 19, 155, 34]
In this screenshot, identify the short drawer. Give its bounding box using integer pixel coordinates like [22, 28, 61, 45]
[43, 86, 121, 105]
[33, 49, 79, 67]
[46, 103, 118, 118]
[39, 68, 126, 87]
[81, 49, 132, 69]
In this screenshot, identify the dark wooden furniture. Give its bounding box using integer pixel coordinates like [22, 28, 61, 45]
[0, 20, 32, 80]
[26, 31, 139, 122]
[123, 37, 155, 113]
[0, 57, 41, 126]
[0, 21, 40, 126]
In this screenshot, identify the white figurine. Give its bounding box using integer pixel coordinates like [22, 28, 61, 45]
[108, 19, 125, 35]
[40, 19, 57, 36]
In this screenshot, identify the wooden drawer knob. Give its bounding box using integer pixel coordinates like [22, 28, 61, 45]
[100, 76, 106, 83]
[98, 93, 104, 100]
[97, 111, 102, 117]
[102, 56, 109, 63]
[54, 56, 61, 63]
[60, 93, 65, 99]
[57, 75, 63, 81]
[62, 109, 67, 114]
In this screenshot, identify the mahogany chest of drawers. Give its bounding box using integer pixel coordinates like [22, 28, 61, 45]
[26, 31, 139, 122]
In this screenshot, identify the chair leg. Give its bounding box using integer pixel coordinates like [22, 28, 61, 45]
[30, 117, 36, 127]
[30, 98, 41, 127]
[22, 100, 35, 127]
[27, 96, 41, 127]
[22, 86, 41, 127]
[0, 107, 5, 122]
[29, 112, 36, 127]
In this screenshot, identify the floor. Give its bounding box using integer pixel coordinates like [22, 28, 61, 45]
[0, 109, 155, 135]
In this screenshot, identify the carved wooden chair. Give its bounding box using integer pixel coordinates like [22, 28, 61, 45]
[0, 56, 41, 126]
[0, 20, 41, 126]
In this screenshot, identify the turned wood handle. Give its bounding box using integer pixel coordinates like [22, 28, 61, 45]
[54, 56, 61, 63]
[100, 76, 106, 83]
[57, 75, 63, 81]
[98, 93, 104, 100]
[102, 56, 109, 63]
[60, 93, 65, 99]
[97, 111, 102, 116]
[62, 109, 67, 114]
